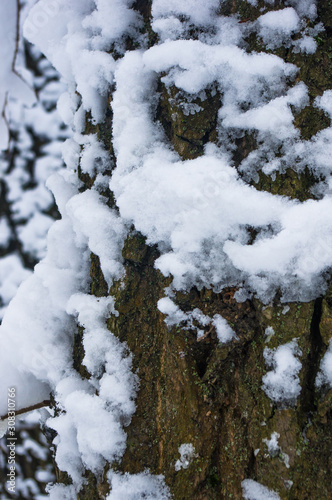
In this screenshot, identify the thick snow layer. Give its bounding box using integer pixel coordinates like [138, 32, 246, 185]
[0, 4, 143, 493]
[52, 389, 127, 479]
[24, 0, 139, 123]
[18, 212, 54, 260]
[144, 39, 297, 96]
[152, 0, 220, 27]
[0, 168, 132, 488]
[242, 479, 281, 500]
[18, 0, 331, 308]
[0, 211, 87, 417]
[108, 40, 332, 302]
[66, 188, 126, 286]
[257, 8, 300, 49]
[262, 340, 302, 405]
[259, 8, 300, 33]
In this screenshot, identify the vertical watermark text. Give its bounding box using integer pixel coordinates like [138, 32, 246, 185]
[7, 387, 16, 494]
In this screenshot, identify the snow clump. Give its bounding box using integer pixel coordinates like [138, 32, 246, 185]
[175, 443, 197, 471]
[262, 340, 302, 406]
[242, 479, 281, 500]
[316, 340, 332, 388]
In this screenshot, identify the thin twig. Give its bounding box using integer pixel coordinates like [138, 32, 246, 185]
[12, 0, 20, 72]
[197, 325, 213, 342]
[0, 400, 51, 421]
[1, 1, 21, 150]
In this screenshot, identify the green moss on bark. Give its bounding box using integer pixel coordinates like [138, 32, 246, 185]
[157, 84, 220, 160]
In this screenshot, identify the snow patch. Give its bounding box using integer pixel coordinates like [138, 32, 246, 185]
[242, 479, 281, 500]
[316, 340, 332, 388]
[107, 470, 171, 499]
[158, 297, 236, 343]
[263, 432, 280, 457]
[175, 443, 197, 471]
[264, 326, 275, 343]
[262, 340, 302, 405]
[212, 314, 237, 344]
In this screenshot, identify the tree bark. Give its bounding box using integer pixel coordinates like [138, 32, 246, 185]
[62, 1, 332, 498]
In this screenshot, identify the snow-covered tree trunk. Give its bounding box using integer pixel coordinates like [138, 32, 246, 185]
[64, 1, 332, 498]
[1, 0, 332, 498]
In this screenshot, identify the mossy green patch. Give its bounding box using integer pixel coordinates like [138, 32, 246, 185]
[254, 168, 318, 201]
[157, 84, 220, 160]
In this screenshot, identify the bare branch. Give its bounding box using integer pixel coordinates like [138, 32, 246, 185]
[0, 400, 51, 421]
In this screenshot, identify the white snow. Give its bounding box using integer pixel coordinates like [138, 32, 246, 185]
[316, 340, 332, 388]
[263, 431, 290, 468]
[264, 326, 275, 343]
[263, 432, 280, 457]
[294, 36, 317, 54]
[175, 443, 197, 471]
[107, 470, 171, 499]
[0, 1, 145, 492]
[0, 164, 132, 494]
[212, 314, 237, 343]
[242, 479, 281, 500]
[262, 340, 302, 405]
[47, 484, 77, 500]
[152, 0, 220, 27]
[109, 35, 332, 303]
[157, 297, 190, 326]
[259, 8, 300, 33]
[158, 297, 236, 343]
[18, 212, 54, 260]
[24, 0, 139, 124]
[257, 8, 300, 49]
[66, 188, 126, 286]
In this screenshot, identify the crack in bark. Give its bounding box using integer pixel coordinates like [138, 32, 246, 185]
[299, 297, 324, 423]
[156, 340, 167, 473]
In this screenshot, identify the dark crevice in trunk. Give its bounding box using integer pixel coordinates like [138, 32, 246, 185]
[299, 297, 324, 424]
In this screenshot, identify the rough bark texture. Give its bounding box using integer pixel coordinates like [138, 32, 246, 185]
[66, 1, 332, 498]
